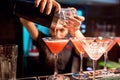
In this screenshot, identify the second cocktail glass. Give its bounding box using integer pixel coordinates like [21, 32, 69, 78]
[43, 37, 69, 80]
[70, 37, 88, 79]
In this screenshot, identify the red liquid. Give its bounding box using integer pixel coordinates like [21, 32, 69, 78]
[71, 39, 85, 54]
[107, 40, 116, 52]
[116, 37, 120, 47]
[117, 41, 120, 46]
[45, 40, 69, 55]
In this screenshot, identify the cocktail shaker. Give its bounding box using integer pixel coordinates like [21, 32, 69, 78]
[14, 0, 59, 27]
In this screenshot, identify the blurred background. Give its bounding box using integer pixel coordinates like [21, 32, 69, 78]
[0, 0, 120, 78]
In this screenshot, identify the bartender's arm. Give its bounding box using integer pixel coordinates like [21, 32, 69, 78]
[20, 18, 38, 40]
[20, 0, 61, 40]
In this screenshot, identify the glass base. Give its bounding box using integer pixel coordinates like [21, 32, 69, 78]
[47, 75, 70, 80]
[101, 70, 115, 78]
[72, 73, 89, 80]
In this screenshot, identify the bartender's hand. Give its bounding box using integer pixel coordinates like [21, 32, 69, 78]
[64, 16, 85, 37]
[35, 0, 61, 15]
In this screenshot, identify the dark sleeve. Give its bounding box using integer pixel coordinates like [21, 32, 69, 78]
[32, 32, 55, 68]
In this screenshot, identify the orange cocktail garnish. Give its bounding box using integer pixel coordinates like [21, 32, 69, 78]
[45, 39, 69, 55]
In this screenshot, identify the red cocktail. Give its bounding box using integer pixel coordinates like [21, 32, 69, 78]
[115, 37, 120, 47]
[71, 38, 85, 54]
[45, 40, 69, 55]
[70, 38, 88, 79]
[43, 37, 69, 80]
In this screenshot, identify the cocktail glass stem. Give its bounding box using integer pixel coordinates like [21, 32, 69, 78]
[79, 53, 83, 79]
[92, 60, 97, 80]
[54, 54, 58, 77]
[104, 51, 108, 72]
[80, 53, 83, 73]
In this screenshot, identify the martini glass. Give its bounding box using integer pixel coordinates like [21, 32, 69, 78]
[70, 37, 88, 79]
[42, 37, 69, 80]
[99, 37, 116, 76]
[80, 37, 107, 80]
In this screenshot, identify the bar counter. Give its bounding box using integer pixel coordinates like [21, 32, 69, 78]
[17, 68, 120, 80]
